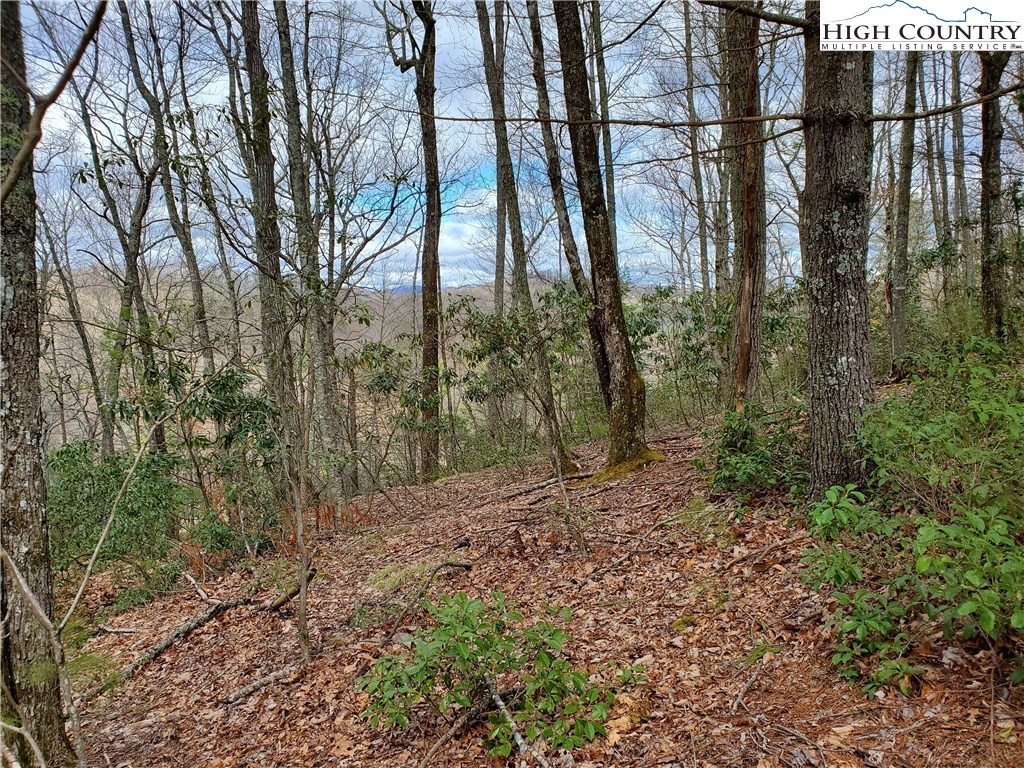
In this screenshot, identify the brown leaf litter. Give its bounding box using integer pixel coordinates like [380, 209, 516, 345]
[76, 433, 1024, 767]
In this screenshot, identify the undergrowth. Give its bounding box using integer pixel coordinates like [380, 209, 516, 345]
[357, 592, 640, 757]
[801, 338, 1024, 693]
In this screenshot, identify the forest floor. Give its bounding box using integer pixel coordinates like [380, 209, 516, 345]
[75, 431, 1023, 767]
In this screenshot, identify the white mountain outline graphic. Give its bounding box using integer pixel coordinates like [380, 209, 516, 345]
[831, 1, 1014, 24]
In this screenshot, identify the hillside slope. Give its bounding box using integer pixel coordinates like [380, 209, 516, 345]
[79, 434, 1022, 767]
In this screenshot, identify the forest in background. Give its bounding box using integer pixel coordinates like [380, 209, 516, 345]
[2, 1, 1023, 766]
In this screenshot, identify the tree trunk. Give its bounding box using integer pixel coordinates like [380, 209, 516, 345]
[978, 52, 1011, 340]
[683, 2, 714, 333]
[486, 1, 507, 436]
[41, 213, 112, 455]
[476, 1, 573, 475]
[240, 0, 301, 496]
[525, 0, 612, 414]
[274, 2, 349, 508]
[553, 0, 657, 469]
[724, 7, 766, 409]
[384, 0, 443, 482]
[890, 51, 919, 366]
[801, 5, 875, 497]
[590, 0, 617, 261]
[0, 4, 76, 764]
[950, 53, 973, 288]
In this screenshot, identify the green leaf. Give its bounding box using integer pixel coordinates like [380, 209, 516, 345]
[978, 608, 997, 637]
[957, 601, 979, 617]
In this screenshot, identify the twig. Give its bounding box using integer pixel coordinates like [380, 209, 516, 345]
[224, 663, 305, 704]
[183, 573, 222, 605]
[417, 692, 491, 768]
[732, 666, 761, 713]
[483, 673, 551, 768]
[771, 724, 828, 767]
[0, 2, 108, 206]
[589, 516, 674, 579]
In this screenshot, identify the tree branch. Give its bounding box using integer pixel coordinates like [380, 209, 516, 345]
[698, 0, 807, 29]
[0, 1, 107, 206]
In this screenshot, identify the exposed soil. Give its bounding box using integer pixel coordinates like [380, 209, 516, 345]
[77, 433, 1023, 767]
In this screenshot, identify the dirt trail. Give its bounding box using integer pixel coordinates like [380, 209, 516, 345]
[79, 434, 1022, 767]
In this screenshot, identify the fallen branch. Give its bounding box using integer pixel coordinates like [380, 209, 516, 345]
[417, 683, 525, 768]
[263, 568, 319, 611]
[77, 596, 248, 705]
[224, 663, 305, 704]
[354, 561, 472, 678]
[183, 572, 221, 605]
[732, 666, 761, 713]
[499, 473, 593, 502]
[483, 673, 551, 768]
[97, 623, 143, 634]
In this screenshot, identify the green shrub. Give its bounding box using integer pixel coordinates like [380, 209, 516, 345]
[47, 441, 197, 571]
[357, 592, 617, 757]
[708, 403, 806, 495]
[804, 339, 1024, 690]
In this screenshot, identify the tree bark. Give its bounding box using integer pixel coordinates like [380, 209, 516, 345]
[380, 1, 442, 481]
[0, 3, 76, 764]
[978, 52, 1011, 340]
[239, 0, 301, 495]
[553, 0, 656, 469]
[801, 4, 875, 497]
[890, 51, 919, 365]
[590, 0, 618, 261]
[724, 7, 766, 409]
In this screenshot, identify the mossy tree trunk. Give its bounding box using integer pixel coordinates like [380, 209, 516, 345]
[553, 0, 659, 470]
[0, 3, 76, 764]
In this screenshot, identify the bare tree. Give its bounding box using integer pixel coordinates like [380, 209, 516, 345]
[889, 51, 919, 366]
[379, 0, 442, 481]
[476, 0, 573, 475]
